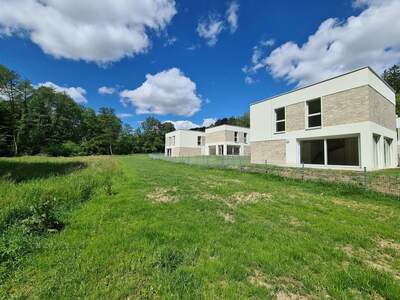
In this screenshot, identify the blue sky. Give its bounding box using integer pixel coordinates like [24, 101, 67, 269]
[0, 0, 399, 129]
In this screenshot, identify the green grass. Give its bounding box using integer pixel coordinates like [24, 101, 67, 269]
[1, 155, 400, 299]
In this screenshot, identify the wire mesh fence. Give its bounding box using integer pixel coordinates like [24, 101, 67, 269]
[149, 154, 400, 198]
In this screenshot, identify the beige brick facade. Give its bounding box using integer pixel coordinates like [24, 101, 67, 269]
[243, 145, 251, 156]
[172, 147, 201, 157]
[251, 140, 286, 164]
[369, 87, 397, 131]
[206, 130, 237, 143]
[322, 85, 395, 130]
[322, 86, 370, 127]
[286, 102, 305, 132]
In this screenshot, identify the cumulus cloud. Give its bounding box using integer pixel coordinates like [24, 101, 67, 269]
[37, 82, 87, 104]
[120, 68, 201, 117]
[245, 0, 400, 86]
[0, 0, 176, 64]
[197, 15, 225, 47]
[197, 2, 240, 47]
[165, 118, 216, 130]
[242, 39, 275, 84]
[226, 1, 239, 33]
[98, 86, 115, 95]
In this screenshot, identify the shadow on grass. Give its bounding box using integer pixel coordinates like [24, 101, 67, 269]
[0, 160, 87, 183]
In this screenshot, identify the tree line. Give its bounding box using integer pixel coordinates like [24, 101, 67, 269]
[0, 64, 175, 157]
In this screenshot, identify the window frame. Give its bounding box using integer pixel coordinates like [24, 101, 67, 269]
[197, 136, 202, 146]
[274, 107, 286, 134]
[244, 133, 248, 144]
[234, 131, 238, 143]
[306, 98, 322, 129]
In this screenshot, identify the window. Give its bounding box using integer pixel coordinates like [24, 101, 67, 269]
[300, 140, 324, 164]
[300, 136, 360, 166]
[234, 131, 238, 143]
[218, 145, 224, 155]
[227, 145, 240, 155]
[166, 149, 172, 157]
[244, 133, 248, 144]
[209, 146, 216, 155]
[327, 138, 359, 166]
[373, 135, 380, 168]
[307, 98, 321, 128]
[172, 136, 175, 146]
[275, 107, 285, 133]
[197, 136, 202, 146]
[384, 138, 392, 167]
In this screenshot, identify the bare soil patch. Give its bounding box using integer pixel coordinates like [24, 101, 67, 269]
[146, 187, 178, 203]
[340, 244, 400, 280]
[224, 192, 272, 208]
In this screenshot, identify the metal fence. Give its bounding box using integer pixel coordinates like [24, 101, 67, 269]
[149, 154, 400, 198]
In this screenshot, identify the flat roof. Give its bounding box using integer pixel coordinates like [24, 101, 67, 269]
[250, 66, 395, 106]
[206, 124, 250, 132]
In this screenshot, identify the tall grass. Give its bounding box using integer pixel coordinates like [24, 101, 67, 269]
[0, 156, 119, 281]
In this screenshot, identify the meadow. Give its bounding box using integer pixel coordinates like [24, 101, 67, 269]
[0, 155, 399, 299]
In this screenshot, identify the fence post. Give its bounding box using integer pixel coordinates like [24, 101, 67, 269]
[301, 163, 305, 181]
[363, 167, 368, 190]
[265, 160, 268, 173]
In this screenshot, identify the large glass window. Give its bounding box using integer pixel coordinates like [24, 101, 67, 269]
[227, 145, 240, 155]
[300, 140, 324, 164]
[209, 146, 216, 155]
[327, 138, 359, 166]
[307, 98, 321, 128]
[275, 107, 285, 133]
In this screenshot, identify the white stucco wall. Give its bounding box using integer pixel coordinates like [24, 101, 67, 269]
[165, 130, 205, 155]
[205, 125, 250, 156]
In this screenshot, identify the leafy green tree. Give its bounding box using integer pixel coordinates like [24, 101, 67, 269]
[138, 117, 175, 153]
[0, 65, 23, 155]
[382, 65, 400, 115]
[96, 107, 122, 155]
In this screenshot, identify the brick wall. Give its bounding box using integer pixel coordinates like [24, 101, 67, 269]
[251, 140, 286, 164]
[286, 102, 305, 132]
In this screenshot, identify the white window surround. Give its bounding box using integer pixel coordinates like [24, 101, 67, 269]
[305, 98, 322, 130]
[274, 107, 286, 134]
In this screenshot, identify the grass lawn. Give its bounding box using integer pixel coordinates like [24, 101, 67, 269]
[1, 155, 400, 299]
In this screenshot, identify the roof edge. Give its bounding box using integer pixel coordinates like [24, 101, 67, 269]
[250, 66, 395, 106]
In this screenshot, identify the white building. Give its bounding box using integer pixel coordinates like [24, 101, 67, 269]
[204, 125, 250, 156]
[165, 125, 250, 157]
[397, 117, 400, 164]
[250, 66, 398, 170]
[165, 130, 205, 157]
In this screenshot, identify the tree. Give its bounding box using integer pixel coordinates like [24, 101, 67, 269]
[138, 117, 175, 153]
[0, 65, 23, 155]
[382, 65, 400, 115]
[96, 107, 122, 155]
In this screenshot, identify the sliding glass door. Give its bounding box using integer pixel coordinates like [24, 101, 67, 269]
[300, 136, 359, 166]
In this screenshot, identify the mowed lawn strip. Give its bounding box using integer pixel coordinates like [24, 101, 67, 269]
[1, 155, 399, 299]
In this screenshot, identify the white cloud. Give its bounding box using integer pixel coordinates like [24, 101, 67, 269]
[202, 118, 216, 127]
[120, 68, 201, 117]
[242, 38, 275, 78]
[251, 0, 400, 86]
[197, 14, 224, 47]
[226, 1, 239, 33]
[37, 82, 87, 104]
[0, 0, 176, 64]
[165, 118, 216, 130]
[117, 113, 134, 119]
[98, 86, 115, 95]
[197, 2, 240, 47]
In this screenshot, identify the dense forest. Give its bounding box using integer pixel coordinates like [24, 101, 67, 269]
[0, 64, 176, 156]
[0, 64, 250, 157]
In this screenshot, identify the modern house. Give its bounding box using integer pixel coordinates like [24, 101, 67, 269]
[250, 66, 398, 170]
[165, 130, 205, 157]
[165, 125, 250, 157]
